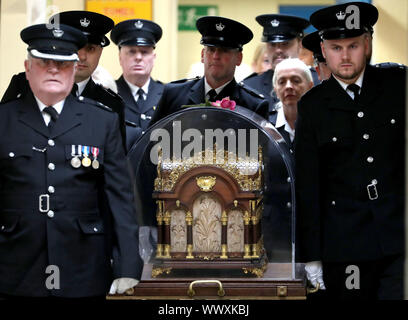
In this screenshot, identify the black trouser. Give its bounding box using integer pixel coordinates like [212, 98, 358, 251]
[321, 254, 404, 300]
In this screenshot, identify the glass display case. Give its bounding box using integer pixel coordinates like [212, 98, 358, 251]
[120, 106, 305, 299]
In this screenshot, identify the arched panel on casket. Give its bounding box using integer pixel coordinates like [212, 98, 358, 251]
[170, 208, 187, 253]
[192, 193, 222, 254]
[227, 208, 245, 254]
[127, 106, 295, 276]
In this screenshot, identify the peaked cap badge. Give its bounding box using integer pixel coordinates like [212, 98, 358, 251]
[271, 19, 280, 27]
[135, 20, 143, 29]
[336, 11, 346, 20]
[52, 29, 64, 38]
[80, 18, 90, 27]
[216, 22, 225, 31]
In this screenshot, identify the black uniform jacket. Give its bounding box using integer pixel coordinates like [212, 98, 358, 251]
[244, 68, 320, 123]
[150, 77, 268, 126]
[0, 92, 143, 297]
[294, 64, 406, 263]
[116, 76, 164, 150]
[276, 126, 293, 149]
[1, 72, 128, 153]
[81, 78, 127, 152]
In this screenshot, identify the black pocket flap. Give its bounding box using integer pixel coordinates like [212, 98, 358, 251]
[77, 217, 104, 234]
[0, 143, 33, 159]
[0, 214, 20, 233]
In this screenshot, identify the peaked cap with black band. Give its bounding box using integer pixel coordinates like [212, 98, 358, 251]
[21, 23, 87, 61]
[256, 14, 310, 43]
[110, 19, 162, 48]
[310, 2, 378, 40]
[49, 11, 114, 47]
[196, 16, 253, 51]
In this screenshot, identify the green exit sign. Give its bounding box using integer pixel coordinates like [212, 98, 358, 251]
[178, 5, 219, 31]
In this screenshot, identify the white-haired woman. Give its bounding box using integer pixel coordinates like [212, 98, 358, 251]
[272, 58, 314, 148]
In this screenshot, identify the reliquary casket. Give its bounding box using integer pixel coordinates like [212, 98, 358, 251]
[152, 146, 267, 277]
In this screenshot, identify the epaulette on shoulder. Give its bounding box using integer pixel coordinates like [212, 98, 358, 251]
[244, 72, 259, 80]
[77, 95, 113, 112]
[94, 83, 122, 99]
[238, 81, 265, 99]
[374, 62, 407, 70]
[170, 76, 201, 84]
[1, 92, 23, 104]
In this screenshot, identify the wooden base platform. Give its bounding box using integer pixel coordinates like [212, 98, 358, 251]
[108, 263, 306, 300]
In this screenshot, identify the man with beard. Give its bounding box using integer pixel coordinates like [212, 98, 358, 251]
[243, 14, 315, 123]
[295, 2, 405, 299]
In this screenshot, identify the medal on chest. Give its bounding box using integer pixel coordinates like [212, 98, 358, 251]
[81, 146, 91, 167]
[91, 147, 100, 169]
[71, 145, 81, 168]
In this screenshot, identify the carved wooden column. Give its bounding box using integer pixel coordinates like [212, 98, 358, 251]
[250, 200, 260, 258]
[251, 214, 260, 258]
[155, 200, 164, 258]
[220, 210, 228, 259]
[243, 210, 251, 258]
[162, 210, 171, 258]
[185, 211, 194, 259]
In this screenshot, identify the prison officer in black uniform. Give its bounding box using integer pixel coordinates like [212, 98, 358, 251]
[150, 16, 268, 126]
[1, 11, 128, 153]
[0, 23, 142, 298]
[295, 2, 405, 299]
[111, 19, 164, 150]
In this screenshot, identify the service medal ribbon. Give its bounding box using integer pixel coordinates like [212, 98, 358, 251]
[81, 145, 91, 167]
[71, 145, 81, 168]
[91, 147, 100, 169]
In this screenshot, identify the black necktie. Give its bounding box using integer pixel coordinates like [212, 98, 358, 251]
[137, 88, 145, 111]
[207, 89, 217, 102]
[43, 106, 59, 130]
[347, 83, 360, 102]
[71, 83, 78, 97]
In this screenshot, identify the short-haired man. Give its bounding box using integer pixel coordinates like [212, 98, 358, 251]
[243, 14, 315, 123]
[1, 11, 128, 152]
[111, 19, 164, 150]
[150, 16, 268, 125]
[295, 2, 405, 299]
[0, 23, 142, 298]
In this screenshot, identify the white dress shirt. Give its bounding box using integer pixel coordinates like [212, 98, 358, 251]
[204, 78, 232, 101]
[275, 103, 295, 142]
[76, 77, 90, 96]
[333, 70, 364, 99]
[124, 78, 150, 102]
[35, 96, 65, 126]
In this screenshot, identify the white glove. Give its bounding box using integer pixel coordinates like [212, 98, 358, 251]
[109, 278, 139, 294]
[305, 261, 326, 290]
